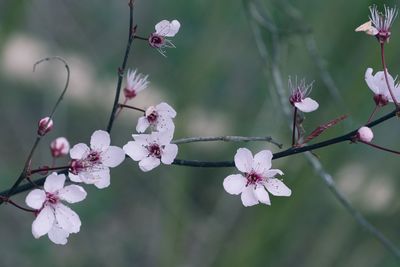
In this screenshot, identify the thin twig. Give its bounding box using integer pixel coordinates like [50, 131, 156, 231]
[381, 43, 400, 109]
[172, 135, 282, 148]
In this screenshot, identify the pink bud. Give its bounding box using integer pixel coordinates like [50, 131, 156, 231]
[357, 126, 374, 142]
[50, 137, 70, 158]
[37, 117, 53, 136]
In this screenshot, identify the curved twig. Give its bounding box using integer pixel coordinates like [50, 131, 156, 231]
[172, 135, 282, 148]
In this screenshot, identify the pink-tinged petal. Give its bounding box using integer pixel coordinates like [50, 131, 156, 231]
[240, 186, 259, 207]
[252, 150, 272, 174]
[374, 71, 395, 97]
[136, 116, 150, 133]
[94, 174, 110, 189]
[154, 130, 174, 145]
[70, 143, 90, 159]
[223, 174, 246, 195]
[234, 148, 253, 173]
[123, 141, 148, 161]
[156, 117, 175, 132]
[101, 146, 125, 168]
[132, 134, 151, 145]
[294, 98, 319, 112]
[55, 203, 81, 234]
[58, 185, 87, 203]
[44, 173, 66, 193]
[155, 20, 181, 37]
[90, 130, 110, 151]
[156, 102, 177, 118]
[161, 144, 178, 164]
[139, 156, 161, 172]
[264, 169, 284, 178]
[32, 206, 54, 238]
[48, 224, 69, 245]
[254, 186, 271, 205]
[365, 68, 380, 95]
[68, 173, 82, 183]
[264, 179, 292, 197]
[80, 169, 110, 187]
[25, 189, 46, 209]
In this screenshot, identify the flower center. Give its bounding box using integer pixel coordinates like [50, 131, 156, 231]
[245, 172, 263, 186]
[289, 88, 303, 104]
[373, 94, 389, 106]
[46, 192, 59, 204]
[146, 111, 158, 124]
[149, 34, 165, 48]
[123, 87, 137, 99]
[87, 151, 101, 163]
[148, 144, 162, 158]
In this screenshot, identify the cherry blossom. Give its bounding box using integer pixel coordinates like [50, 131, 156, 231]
[123, 131, 178, 172]
[69, 130, 125, 189]
[136, 102, 176, 133]
[37, 117, 54, 136]
[123, 69, 149, 100]
[50, 137, 70, 158]
[356, 5, 398, 43]
[149, 20, 181, 56]
[25, 172, 87, 245]
[357, 127, 374, 142]
[289, 78, 319, 113]
[365, 68, 400, 106]
[223, 148, 291, 207]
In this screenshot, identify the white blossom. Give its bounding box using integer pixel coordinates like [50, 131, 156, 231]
[289, 78, 319, 113]
[149, 20, 181, 56]
[365, 68, 400, 106]
[123, 131, 178, 172]
[223, 148, 291, 207]
[25, 173, 87, 245]
[123, 69, 149, 100]
[69, 130, 125, 189]
[136, 102, 176, 133]
[357, 127, 374, 142]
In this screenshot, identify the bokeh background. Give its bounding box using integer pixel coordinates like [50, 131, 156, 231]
[0, 0, 399, 266]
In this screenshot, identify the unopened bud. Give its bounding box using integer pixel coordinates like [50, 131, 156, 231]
[37, 117, 53, 136]
[357, 126, 374, 142]
[50, 137, 70, 158]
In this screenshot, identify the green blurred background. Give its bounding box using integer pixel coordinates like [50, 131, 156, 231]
[0, 0, 400, 266]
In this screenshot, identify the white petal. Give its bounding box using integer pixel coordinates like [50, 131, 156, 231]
[252, 150, 272, 174]
[223, 174, 246, 195]
[94, 173, 111, 189]
[156, 117, 175, 132]
[55, 203, 81, 234]
[48, 224, 69, 245]
[123, 141, 148, 161]
[70, 143, 90, 159]
[68, 173, 82, 183]
[136, 116, 150, 133]
[90, 130, 110, 151]
[156, 102, 177, 118]
[139, 156, 161, 172]
[264, 169, 284, 178]
[80, 168, 110, 187]
[365, 68, 380, 95]
[294, 98, 319, 112]
[154, 130, 174, 145]
[254, 186, 271, 205]
[234, 148, 253, 173]
[264, 179, 292, 197]
[240, 186, 259, 207]
[32, 206, 54, 238]
[101, 146, 125, 168]
[44, 173, 66, 193]
[155, 19, 181, 37]
[161, 144, 178, 164]
[25, 189, 46, 209]
[58, 185, 87, 203]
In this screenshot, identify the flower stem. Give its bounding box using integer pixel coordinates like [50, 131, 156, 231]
[29, 165, 71, 175]
[367, 105, 380, 124]
[359, 140, 400, 155]
[134, 35, 148, 41]
[292, 107, 298, 146]
[118, 103, 145, 113]
[0, 196, 36, 213]
[380, 43, 400, 109]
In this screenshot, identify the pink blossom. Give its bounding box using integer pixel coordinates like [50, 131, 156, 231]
[149, 20, 181, 56]
[357, 127, 374, 142]
[123, 69, 149, 100]
[223, 148, 291, 207]
[25, 173, 87, 245]
[37, 117, 53, 136]
[365, 68, 400, 106]
[136, 102, 176, 133]
[50, 137, 70, 158]
[289, 78, 319, 113]
[69, 130, 125, 189]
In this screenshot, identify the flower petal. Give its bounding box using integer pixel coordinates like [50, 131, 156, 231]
[365, 68, 380, 95]
[240, 186, 259, 207]
[90, 130, 110, 151]
[101, 146, 125, 168]
[55, 203, 81, 234]
[156, 102, 177, 118]
[48, 224, 69, 245]
[264, 169, 284, 178]
[234, 148, 253, 173]
[93, 170, 111, 189]
[70, 143, 90, 159]
[25, 189, 46, 209]
[123, 141, 148, 161]
[139, 156, 161, 172]
[136, 116, 150, 133]
[155, 20, 181, 37]
[68, 173, 82, 183]
[161, 144, 178, 164]
[44, 173, 66, 193]
[264, 178, 292, 196]
[156, 117, 175, 132]
[254, 186, 271, 205]
[252, 150, 272, 174]
[294, 97, 319, 112]
[154, 130, 174, 145]
[58, 185, 87, 203]
[32, 206, 54, 238]
[223, 174, 246, 195]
